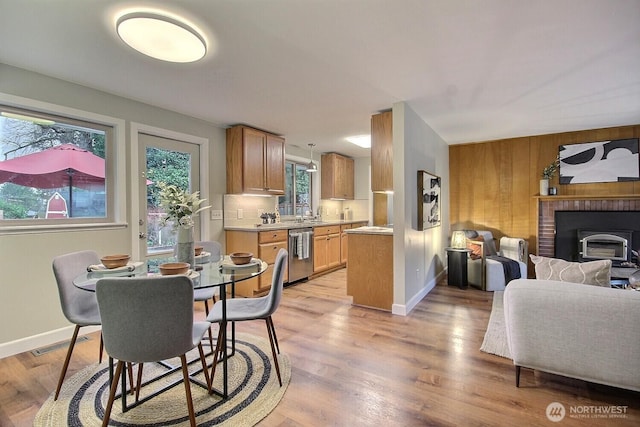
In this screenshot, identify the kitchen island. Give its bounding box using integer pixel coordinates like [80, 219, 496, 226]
[345, 226, 393, 311]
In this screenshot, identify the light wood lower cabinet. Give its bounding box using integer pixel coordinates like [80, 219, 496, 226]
[225, 229, 288, 297]
[346, 233, 393, 311]
[341, 222, 367, 264]
[313, 225, 341, 273]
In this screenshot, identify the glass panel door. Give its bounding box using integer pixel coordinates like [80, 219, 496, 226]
[138, 133, 200, 262]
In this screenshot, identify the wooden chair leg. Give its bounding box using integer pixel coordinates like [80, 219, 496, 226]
[99, 333, 104, 363]
[204, 300, 214, 350]
[54, 325, 80, 400]
[197, 343, 211, 392]
[209, 325, 224, 389]
[102, 360, 124, 427]
[264, 318, 282, 386]
[515, 365, 521, 387]
[135, 363, 144, 401]
[127, 363, 135, 395]
[180, 354, 197, 427]
[267, 316, 280, 354]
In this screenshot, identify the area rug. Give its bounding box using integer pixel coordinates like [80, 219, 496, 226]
[34, 333, 290, 426]
[480, 291, 512, 359]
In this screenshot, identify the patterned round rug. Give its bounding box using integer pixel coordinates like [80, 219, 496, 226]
[34, 333, 290, 426]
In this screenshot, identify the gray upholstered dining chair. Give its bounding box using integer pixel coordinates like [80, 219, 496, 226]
[52, 250, 103, 401]
[96, 275, 211, 427]
[207, 248, 288, 386]
[194, 240, 222, 349]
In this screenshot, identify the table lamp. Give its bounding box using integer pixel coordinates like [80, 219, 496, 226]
[450, 231, 467, 249]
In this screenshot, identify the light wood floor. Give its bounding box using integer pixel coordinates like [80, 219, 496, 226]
[1, 270, 638, 426]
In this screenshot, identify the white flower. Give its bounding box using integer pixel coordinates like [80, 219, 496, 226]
[157, 182, 210, 229]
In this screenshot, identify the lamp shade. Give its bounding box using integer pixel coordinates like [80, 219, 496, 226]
[451, 231, 467, 249]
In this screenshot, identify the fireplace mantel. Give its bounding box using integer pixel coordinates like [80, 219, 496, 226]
[536, 195, 640, 257]
[534, 194, 640, 201]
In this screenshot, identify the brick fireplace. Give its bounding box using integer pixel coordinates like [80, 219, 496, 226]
[537, 197, 640, 258]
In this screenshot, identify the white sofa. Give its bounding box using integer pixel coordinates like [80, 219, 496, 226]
[504, 279, 640, 391]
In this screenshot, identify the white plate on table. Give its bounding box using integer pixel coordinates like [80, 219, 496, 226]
[87, 261, 145, 275]
[220, 258, 262, 271]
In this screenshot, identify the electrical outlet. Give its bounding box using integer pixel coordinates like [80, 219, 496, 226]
[210, 209, 223, 220]
[237, 208, 243, 219]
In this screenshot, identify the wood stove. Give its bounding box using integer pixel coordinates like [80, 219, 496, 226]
[578, 230, 632, 264]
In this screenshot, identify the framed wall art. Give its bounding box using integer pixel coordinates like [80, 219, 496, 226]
[559, 138, 639, 184]
[417, 170, 441, 230]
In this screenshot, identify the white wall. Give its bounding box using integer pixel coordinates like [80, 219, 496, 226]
[0, 64, 226, 356]
[391, 102, 449, 315]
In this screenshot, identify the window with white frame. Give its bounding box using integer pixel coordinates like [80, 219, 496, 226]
[0, 105, 115, 224]
[278, 160, 312, 217]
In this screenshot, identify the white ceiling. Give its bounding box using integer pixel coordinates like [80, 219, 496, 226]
[1, 0, 639, 158]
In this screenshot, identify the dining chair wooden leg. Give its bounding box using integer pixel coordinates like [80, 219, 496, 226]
[204, 300, 214, 350]
[180, 354, 197, 427]
[54, 325, 80, 400]
[102, 360, 124, 427]
[264, 318, 282, 386]
[135, 363, 144, 401]
[267, 316, 280, 354]
[127, 363, 135, 395]
[208, 324, 224, 391]
[99, 333, 104, 363]
[197, 343, 212, 392]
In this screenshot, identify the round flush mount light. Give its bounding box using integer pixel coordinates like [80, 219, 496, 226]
[116, 12, 207, 63]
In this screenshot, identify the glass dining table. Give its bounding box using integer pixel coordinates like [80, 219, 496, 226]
[73, 255, 268, 406]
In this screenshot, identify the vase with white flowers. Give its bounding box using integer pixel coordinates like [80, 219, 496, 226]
[540, 157, 560, 196]
[157, 182, 210, 267]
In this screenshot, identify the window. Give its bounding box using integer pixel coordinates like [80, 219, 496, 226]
[278, 160, 312, 217]
[0, 105, 114, 225]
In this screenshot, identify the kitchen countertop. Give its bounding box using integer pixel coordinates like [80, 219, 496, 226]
[345, 226, 393, 235]
[224, 219, 368, 232]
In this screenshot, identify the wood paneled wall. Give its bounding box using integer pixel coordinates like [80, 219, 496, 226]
[449, 124, 640, 253]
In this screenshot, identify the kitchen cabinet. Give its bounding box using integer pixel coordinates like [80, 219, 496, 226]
[313, 225, 341, 273]
[226, 125, 285, 195]
[341, 221, 367, 264]
[225, 229, 288, 297]
[371, 111, 393, 192]
[321, 153, 354, 200]
[347, 232, 393, 311]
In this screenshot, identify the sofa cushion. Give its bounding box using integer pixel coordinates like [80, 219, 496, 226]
[529, 255, 611, 286]
[466, 235, 484, 260]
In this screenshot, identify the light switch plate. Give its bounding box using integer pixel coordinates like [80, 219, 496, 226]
[210, 209, 223, 220]
[237, 208, 243, 219]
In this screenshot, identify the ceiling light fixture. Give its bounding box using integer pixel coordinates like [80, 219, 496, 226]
[346, 135, 371, 148]
[116, 12, 206, 63]
[306, 143, 318, 173]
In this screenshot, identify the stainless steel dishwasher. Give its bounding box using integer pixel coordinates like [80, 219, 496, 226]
[288, 227, 314, 283]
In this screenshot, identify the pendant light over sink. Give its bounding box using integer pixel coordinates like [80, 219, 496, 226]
[306, 143, 318, 173]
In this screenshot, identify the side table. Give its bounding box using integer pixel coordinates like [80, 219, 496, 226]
[446, 248, 470, 289]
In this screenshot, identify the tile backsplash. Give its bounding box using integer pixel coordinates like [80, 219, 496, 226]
[223, 194, 369, 227]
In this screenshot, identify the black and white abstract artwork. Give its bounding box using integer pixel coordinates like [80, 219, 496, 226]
[559, 138, 639, 184]
[417, 170, 441, 230]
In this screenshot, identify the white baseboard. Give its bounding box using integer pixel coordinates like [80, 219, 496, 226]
[0, 325, 101, 359]
[391, 270, 443, 316]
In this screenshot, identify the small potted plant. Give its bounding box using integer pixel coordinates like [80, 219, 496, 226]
[540, 157, 560, 196]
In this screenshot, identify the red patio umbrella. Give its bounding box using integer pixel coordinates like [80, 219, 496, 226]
[0, 144, 105, 216]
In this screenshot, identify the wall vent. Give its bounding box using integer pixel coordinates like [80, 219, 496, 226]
[31, 336, 90, 357]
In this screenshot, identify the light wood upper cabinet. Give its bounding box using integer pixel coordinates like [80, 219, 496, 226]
[371, 111, 393, 192]
[321, 152, 354, 200]
[226, 125, 285, 195]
